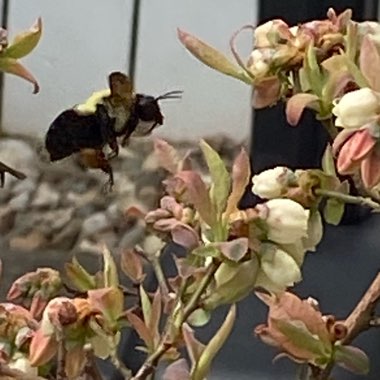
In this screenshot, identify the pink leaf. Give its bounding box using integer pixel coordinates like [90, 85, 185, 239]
[154, 138, 181, 174]
[286, 93, 319, 126]
[177, 29, 250, 84]
[225, 148, 251, 216]
[176, 171, 215, 227]
[361, 149, 380, 188]
[0, 57, 39, 93]
[360, 36, 380, 92]
[171, 223, 199, 250]
[126, 311, 153, 350]
[336, 129, 375, 175]
[215, 238, 249, 262]
[332, 129, 356, 154]
[163, 358, 190, 380]
[253, 77, 281, 109]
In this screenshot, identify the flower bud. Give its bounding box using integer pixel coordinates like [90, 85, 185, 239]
[258, 199, 309, 244]
[247, 49, 273, 78]
[254, 19, 289, 48]
[252, 166, 294, 199]
[332, 88, 380, 129]
[8, 353, 38, 376]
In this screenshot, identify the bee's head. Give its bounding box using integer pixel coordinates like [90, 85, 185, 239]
[136, 91, 183, 125]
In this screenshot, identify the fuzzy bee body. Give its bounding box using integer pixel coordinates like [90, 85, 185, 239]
[44, 72, 181, 190]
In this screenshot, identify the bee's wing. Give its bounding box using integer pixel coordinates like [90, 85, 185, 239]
[108, 72, 133, 101]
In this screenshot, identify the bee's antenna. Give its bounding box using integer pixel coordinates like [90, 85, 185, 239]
[156, 90, 183, 101]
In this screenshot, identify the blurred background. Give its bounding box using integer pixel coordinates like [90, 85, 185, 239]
[0, 1, 379, 379]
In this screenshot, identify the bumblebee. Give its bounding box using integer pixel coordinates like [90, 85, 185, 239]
[45, 72, 181, 190]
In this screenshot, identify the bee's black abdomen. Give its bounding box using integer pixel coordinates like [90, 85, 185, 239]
[45, 107, 112, 162]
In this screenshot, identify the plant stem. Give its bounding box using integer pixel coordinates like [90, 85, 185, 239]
[150, 253, 170, 300]
[314, 188, 380, 210]
[320, 119, 338, 140]
[131, 261, 219, 380]
[313, 272, 380, 380]
[56, 334, 67, 380]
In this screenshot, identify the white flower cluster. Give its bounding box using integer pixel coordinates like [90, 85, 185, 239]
[251, 167, 323, 293]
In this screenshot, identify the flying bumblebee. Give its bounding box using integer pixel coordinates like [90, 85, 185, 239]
[45, 72, 182, 190]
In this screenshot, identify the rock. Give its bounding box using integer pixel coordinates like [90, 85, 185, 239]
[41, 208, 74, 231]
[136, 185, 160, 208]
[12, 178, 37, 196]
[112, 172, 135, 195]
[32, 183, 60, 208]
[106, 202, 123, 223]
[65, 189, 98, 207]
[9, 192, 30, 211]
[49, 219, 81, 250]
[9, 230, 48, 251]
[142, 152, 160, 171]
[118, 224, 146, 249]
[0, 206, 16, 234]
[82, 212, 111, 236]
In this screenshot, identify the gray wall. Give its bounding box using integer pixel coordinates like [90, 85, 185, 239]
[2, 0, 256, 141]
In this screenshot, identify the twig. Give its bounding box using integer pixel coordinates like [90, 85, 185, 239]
[315, 272, 380, 380]
[341, 272, 380, 344]
[79, 347, 103, 380]
[109, 352, 132, 379]
[131, 261, 219, 380]
[0, 160, 26, 187]
[151, 254, 170, 299]
[56, 332, 67, 380]
[314, 188, 380, 210]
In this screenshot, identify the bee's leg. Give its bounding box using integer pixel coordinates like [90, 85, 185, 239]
[107, 138, 119, 160]
[121, 133, 132, 147]
[94, 150, 114, 192]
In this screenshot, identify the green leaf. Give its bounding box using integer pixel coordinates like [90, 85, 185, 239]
[64, 257, 96, 291]
[200, 140, 231, 217]
[334, 345, 370, 375]
[304, 44, 324, 96]
[191, 304, 236, 380]
[323, 198, 345, 225]
[344, 56, 369, 88]
[192, 245, 221, 258]
[302, 210, 323, 252]
[102, 244, 119, 287]
[274, 319, 331, 359]
[188, 308, 211, 327]
[225, 148, 251, 217]
[321, 145, 337, 177]
[140, 286, 152, 327]
[3, 18, 42, 59]
[149, 290, 162, 339]
[0, 57, 39, 93]
[205, 258, 258, 309]
[177, 29, 252, 84]
[88, 287, 124, 324]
